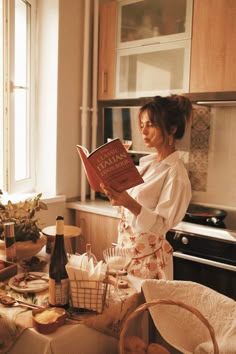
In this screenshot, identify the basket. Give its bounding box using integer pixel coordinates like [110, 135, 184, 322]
[119, 299, 219, 354]
[69, 274, 109, 314]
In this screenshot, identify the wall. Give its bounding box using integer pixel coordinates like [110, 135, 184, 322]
[37, 196, 74, 229]
[56, 0, 85, 199]
[36, 0, 84, 201]
[36, 0, 59, 197]
[35, 0, 85, 225]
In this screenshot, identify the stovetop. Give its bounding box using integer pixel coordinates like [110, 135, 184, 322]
[172, 221, 236, 243]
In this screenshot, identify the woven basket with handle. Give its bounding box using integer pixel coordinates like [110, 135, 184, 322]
[119, 298, 219, 354]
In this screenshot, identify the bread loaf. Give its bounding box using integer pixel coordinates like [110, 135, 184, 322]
[124, 335, 147, 354]
[147, 343, 170, 354]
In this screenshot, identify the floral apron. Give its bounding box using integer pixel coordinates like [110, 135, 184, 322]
[117, 208, 173, 280]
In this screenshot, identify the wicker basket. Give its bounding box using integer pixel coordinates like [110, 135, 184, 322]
[119, 299, 219, 354]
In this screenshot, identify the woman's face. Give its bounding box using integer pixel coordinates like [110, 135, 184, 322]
[140, 111, 165, 149]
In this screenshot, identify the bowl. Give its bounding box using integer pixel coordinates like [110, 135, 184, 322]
[103, 247, 132, 272]
[15, 234, 47, 260]
[32, 307, 66, 334]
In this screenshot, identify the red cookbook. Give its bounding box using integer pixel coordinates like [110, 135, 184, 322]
[76, 138, 144, 193]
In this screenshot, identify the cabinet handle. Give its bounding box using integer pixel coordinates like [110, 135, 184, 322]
[102, 71, 108, 94]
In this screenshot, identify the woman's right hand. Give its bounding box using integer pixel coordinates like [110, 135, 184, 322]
[100, 183, 141, 216]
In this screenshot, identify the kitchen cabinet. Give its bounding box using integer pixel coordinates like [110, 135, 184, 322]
[98, 0, 193, 99]
[116, 39, 191, 98]
[98, 0, 116, 100]
[74, 209, 119, 261]
[117, 0, 192, 49]
[190, 0, 236, 92]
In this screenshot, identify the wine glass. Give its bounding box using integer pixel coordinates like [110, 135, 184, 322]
[103, 247, 132, 298]
[121, 140, 132, 151]
[107, 138, 132, 151]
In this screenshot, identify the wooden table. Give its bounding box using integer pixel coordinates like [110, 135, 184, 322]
[42, 225, 81, 254]
[0, 247, 143, 354]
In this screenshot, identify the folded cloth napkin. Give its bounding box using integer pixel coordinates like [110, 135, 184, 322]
[142, 279, 236, 354]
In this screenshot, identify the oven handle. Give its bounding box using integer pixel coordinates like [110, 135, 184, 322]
[173, 252, 236, 272]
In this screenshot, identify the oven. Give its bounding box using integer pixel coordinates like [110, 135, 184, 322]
[166, 225, 236, 300]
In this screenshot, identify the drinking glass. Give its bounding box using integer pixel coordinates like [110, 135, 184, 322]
[103, 247, 132, 297]
[121, 140, 132, 151]
[107, 138, 132, 151]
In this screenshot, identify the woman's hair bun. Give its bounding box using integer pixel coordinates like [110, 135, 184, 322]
[169, 94, 192, 122]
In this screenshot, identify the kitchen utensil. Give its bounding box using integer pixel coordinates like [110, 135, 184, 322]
[184, 204, 227, 227]
[0, 294, 44, 309]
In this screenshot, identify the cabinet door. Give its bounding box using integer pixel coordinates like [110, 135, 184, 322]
[117, 0, 193, 49]
[190, 0, 236, 92]
[98, 0, 116, 100]
[75, 210, 119, 261]
[116, 40, 191, 98]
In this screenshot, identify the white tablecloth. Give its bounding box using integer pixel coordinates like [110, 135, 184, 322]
[8, 323, 118, 354]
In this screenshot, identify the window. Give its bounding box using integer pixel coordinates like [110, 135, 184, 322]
[0, 0, 36, 194]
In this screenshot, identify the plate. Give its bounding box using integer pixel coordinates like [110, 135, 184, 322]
[8, 272, 49, 293]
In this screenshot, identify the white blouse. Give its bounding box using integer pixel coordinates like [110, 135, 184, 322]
[126, 151, 192, 237]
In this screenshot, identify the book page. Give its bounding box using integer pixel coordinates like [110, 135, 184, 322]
[76, 145, 103, 192]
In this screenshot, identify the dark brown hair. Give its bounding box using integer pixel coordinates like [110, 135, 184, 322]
[138, 95, 192, 140]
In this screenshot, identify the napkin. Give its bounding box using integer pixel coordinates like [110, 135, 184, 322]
[66, 254, 107, 283]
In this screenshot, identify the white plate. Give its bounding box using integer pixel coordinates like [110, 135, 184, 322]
[8, 272, 49, 293]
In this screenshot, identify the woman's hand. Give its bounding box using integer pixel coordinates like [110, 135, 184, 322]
[100, 183, 141, 216]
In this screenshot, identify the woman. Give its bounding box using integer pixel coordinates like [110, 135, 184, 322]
[101, 95, 192, 280]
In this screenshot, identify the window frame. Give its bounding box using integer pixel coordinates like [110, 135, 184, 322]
[2, 0, 36, 194]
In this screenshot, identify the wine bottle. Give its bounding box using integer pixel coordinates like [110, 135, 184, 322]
[4, 222, 17, 263]
[48, 216, 69, 309]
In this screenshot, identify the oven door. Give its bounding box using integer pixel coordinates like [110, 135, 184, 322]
[172, 251, 236, 300]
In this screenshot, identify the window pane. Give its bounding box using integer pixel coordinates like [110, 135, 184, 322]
[14, 0, 29, 181]
[14, 89, 28, 180]
[15, 0, 27, 86]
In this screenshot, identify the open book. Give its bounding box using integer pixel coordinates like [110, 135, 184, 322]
[76, 138, 144, 193]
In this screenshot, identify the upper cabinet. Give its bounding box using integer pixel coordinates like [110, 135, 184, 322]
[98, 0, 193, 100]
[98, 0, 193, 99]
[190, 0, 236, 92]
[116, 0, 193, 98]
[98, 0, 116, 100]
[116, 40, 191, 98]
[117, 0, 193, 49]
[98, 0, 236, 99]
